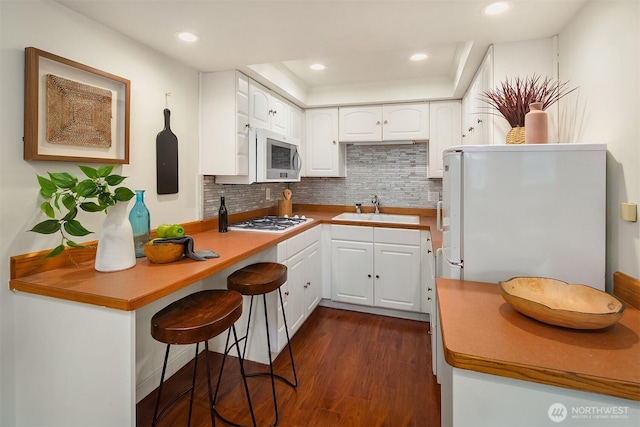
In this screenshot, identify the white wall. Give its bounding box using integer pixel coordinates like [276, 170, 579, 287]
[0, 1, 201, 424]
[558, 0, 640, 287]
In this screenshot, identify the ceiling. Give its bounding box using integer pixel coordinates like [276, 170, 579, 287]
[56, 0, 588, 107]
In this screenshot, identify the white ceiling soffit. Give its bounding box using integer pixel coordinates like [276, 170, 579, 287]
[56, 0, 587, 107]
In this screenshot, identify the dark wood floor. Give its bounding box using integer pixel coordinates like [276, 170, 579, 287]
[137, 306, 441, 427]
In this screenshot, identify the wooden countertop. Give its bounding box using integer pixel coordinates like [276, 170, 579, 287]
[437, 278, 640, 402]
[10, 205, 440, 311]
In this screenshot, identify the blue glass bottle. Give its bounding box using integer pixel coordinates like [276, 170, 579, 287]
[129, 190, 150, 258]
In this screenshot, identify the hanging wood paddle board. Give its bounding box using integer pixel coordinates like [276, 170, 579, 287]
[156, 108, 179, 194]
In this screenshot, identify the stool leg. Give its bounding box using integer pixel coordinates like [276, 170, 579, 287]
[187, 342, 200, 427]
[232, 324, 257, 427]
[278, 287, 299, 388]
[262, 293, 280, 427]
[151, 344, 171, 427]
[241, 295, 255, 359]
[210, 326, 257, 427]
[203, 341, 216, 427]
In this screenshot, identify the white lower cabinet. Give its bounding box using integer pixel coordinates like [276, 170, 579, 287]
[331, 225, 425, 313]
[272, 226, 322, 351]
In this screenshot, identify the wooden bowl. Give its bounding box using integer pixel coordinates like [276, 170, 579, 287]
[144, 241, 184, 264]
[499, 277, 626, 330]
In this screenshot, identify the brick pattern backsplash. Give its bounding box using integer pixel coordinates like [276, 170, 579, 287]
[203, 143, 442, 218]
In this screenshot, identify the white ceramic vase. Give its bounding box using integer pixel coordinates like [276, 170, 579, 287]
[94, 201, 137, 272]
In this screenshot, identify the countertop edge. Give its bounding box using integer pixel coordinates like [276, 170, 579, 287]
[442, 341, 640, 402]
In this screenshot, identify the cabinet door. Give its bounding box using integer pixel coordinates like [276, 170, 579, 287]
[289, 105, 303, 146]
[331, 239, 374, 305]
[249, 83, 271, 130]
[374, 242, 421, 312]
[286, 250, 306, 335]
[382, 103, 429, 141]
[338, 106, 382, 142]
[304, 108, 345, 177]
[428, 101, 461, 178]
[304, 241, 322, 314]
[270, 96, 289, 136]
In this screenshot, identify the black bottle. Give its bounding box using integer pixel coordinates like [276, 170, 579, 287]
[218, 196, 228, 233]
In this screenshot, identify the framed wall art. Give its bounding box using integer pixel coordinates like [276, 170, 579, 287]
[23, 47, 130, 164]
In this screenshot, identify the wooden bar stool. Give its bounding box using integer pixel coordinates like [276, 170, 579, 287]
[150, 289, 256, 427]
[220, 262, 298, 427]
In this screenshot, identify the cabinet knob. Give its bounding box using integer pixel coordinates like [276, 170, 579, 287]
[428, 297, 432, 300]
[333, 140, 337, 144]
[284, 291, 290, 296]
[375, 274, 380, 279]
[376, 121, 381, 125]
[245, 123, 250, 128]
[368, 274, 372, 278]
[428, 249, 432, 254]
[468, 126, 474, 132]
[428, 287, 432, 291]
[383, 120, 388, 125]
[477, 118, 483, 124]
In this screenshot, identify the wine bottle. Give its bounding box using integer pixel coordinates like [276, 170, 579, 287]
[218, 196, 228, 233]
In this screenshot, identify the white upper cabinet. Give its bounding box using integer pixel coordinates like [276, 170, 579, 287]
[428, 101, 461, 178]
[338, 106, 382, 141]
[199, 70, 250, 176]
[338, 103, 429, 142]
[249, 81, 290, 136]
[288, 104, 303, 146]
[304, 108, 346, 177]
[382, 104, 430, 141]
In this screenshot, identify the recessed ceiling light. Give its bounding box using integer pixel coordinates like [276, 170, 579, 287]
[410, 53, 429, 61]
[310, 63, 326, 71]
[176, 32, 199, 42]
[483, 2, 510, 15]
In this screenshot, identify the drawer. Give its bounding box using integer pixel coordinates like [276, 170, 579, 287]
[287, 232, 306, 256]
[330, 224, 373, 242]
[304, 224, 322, 246]
[374, 227, 420, 245]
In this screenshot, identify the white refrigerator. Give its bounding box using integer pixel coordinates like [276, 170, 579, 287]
[436, 143, 606, 291]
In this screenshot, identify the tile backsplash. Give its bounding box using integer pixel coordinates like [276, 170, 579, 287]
[203, 143, 442, 219]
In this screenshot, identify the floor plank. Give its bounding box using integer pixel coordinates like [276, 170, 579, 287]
[137, 306, 441, 426]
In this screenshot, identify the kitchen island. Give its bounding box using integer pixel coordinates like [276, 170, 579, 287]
[437, 278, 640, 427]
[9, 206, 439, 427]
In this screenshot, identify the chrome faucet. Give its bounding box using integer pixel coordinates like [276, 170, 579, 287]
[371, 195, 381, 214]
[355, 203, 362, 214]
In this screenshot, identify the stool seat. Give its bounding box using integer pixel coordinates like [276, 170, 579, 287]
[151, 290, 243, 345]
[227, 262, 287, 295]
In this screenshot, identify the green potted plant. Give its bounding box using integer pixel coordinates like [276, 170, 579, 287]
[480, 75, 577, 144]
[30, 165, 136, 269]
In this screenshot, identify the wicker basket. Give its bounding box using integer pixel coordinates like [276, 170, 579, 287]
[506, 127, 525, 144]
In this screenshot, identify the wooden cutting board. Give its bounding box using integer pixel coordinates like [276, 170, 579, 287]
[156, 108, 179, 194]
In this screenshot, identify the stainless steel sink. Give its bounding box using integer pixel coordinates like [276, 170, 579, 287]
[332, 212, 420, 224]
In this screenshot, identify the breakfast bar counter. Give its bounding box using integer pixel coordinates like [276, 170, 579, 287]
[9, 206, 439, 427]
[436, 278, 640, 426]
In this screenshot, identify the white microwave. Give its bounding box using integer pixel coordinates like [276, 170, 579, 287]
[255, 128, 301, 183]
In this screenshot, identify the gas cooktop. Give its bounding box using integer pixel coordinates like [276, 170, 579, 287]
[228, 215, 311, 233]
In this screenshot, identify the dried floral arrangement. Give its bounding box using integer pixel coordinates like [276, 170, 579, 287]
[480, 75, 578, 127]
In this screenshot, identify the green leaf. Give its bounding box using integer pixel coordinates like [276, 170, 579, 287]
[53, 193, 61, 211]
[66, 240, 87, 249]
[29, 220, 61, 234]
[62, 193, 77, 211]
[96, 165, 114, 178]
[44, 245, 65, 258]
[40, 202, 55, 218]
[37, 175, 57, 196]
[98, 193, 114, 207]
[62, 207, 78, 221]
[78, 165, 98, 179]
[64, 220, 92, 237]
[49, 172, 77, 189]
[76, 179, 98, 197]
[114, 187, 135, 202]
[104, 174, 126, 186]
[79, 201, 105, 212]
